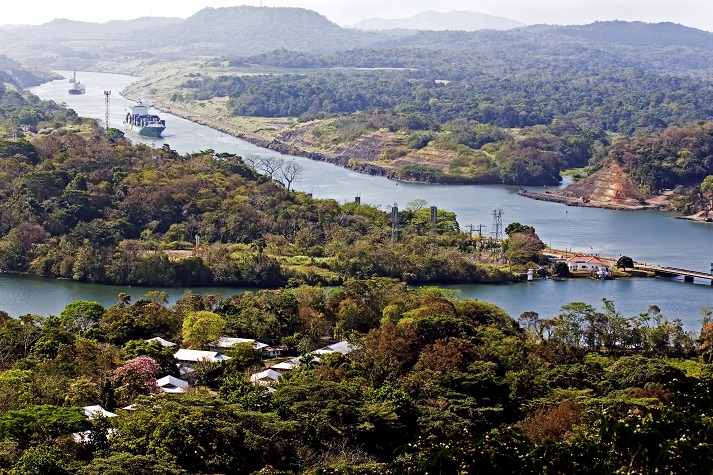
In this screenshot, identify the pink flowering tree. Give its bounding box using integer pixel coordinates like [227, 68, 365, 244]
[113, 355, 161, 404]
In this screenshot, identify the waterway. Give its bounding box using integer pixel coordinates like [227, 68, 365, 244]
[13, 70, 712, 327]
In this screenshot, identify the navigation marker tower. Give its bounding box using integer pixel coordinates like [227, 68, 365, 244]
[104, 90, 111, 132]
[391, 204, 399, 247]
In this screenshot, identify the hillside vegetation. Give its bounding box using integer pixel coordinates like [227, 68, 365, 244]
[0, 87, 520, 287]
[0, 278, 712, 473]
[125, 19, 713, 195]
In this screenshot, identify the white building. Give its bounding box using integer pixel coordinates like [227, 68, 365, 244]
[208, 336, 283, 358]
[567, 255, 605, 272]
[250, 369, 282, 386]
[156, 375, 189, 394]
[145, 336, 177, 347]
[174, 349, 231, 367]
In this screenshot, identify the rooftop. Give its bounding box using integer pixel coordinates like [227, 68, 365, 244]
[174, 348, 231, 363]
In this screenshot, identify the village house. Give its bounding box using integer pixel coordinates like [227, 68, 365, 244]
[208, 336, 283, 358]
[567, 255, 605, 272]
[250, 369, 282, 386]
[145, 336, 177, 347]
[157, 375, 189, 394]
[174, 348, 231, 368]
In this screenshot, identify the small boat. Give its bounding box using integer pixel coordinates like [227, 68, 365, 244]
[68, 71, 85, 95]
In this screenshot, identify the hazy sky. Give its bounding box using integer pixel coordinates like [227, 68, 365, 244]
[2, 0, 712, 32]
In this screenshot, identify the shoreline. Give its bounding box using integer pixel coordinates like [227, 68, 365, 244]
[674, 211, 713, 223]
[517, 189, 668, 211]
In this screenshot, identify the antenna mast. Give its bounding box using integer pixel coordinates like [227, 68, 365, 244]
[104, 90, 111, 132]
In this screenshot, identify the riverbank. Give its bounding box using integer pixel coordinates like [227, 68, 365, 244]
[675, 211, 713, 223]
[517, 162, 673, 213]
[518, 189, 668, 211]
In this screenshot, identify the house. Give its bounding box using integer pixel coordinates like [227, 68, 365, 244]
[311, 341, 358, 356]
[250, 369, 282, 386]
[74, 405, 118, 443]
[156, 375, 189, 394]
[82, 405, 118, 419]
[567, 255, 605, 272]
[270, 357, 301, 373]
[145, 336, 177, 347]
[208, 336, 283, 358]
[174, 349, 231, 367]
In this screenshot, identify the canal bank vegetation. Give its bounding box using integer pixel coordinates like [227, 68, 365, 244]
[0, 89, 526, 288]
[1, 280, 713, 473]
[120, 20, 713, 194]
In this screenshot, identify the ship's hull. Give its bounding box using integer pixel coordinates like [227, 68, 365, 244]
[68, 88, 85, 95]
[123, 122, 165, 138]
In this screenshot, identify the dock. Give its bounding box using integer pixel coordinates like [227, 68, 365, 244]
[635, 264, 713, 284]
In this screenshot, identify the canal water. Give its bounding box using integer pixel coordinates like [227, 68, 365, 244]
[12, 70, 711, 327]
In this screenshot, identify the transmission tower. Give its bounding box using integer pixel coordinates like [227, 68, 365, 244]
[391, 204, 399, 247]
[103, 90, 111, 132]
[491, 209, 504, 243]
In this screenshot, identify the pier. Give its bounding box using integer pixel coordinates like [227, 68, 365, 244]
[635, 264, 713, 285]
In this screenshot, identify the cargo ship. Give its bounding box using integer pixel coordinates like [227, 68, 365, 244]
[68, 71, 85, 94]
[123, 99, 166, 138]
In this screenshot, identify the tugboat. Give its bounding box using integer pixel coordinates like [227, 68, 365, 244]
[123, 99, 166, 138]
[68, 71, 85, 94]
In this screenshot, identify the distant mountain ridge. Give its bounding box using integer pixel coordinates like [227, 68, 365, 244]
[1, 7, 712, 71]
[140, 6, 382, 55]
[350, 10, 525, 31]
[528, 21, 713, 50]
[4, 16, 182, 41]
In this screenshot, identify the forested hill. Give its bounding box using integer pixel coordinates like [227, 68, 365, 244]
[142, 6, 384, 55]
[0, 55, 60, 88]
[529, 20, 713, 50]
[0, 88, 518, 287]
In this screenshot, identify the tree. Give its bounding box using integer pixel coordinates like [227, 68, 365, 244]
[701, 175, 713, 218]
[552, 261, 569, 277]
[111, 394, 299, 474]
[279, 160, 303, 191]
[182, 311, 225, 349]
[504, 228, 544, 265]
[11, 446, 67, 475]
[0, 405, 85, 449]
[123, 339, 180, 377]
[223, 342, 263, 374]
[113, 356, 161, 404]
[59, 300, 106, 333]
[76, 453, 186, 475]
[219, 374, 271, 411]
[616, 255, 634, 270]
[504, 222, 533, 237]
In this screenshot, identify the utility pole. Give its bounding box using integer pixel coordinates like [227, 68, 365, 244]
[104, 90, 111, 132]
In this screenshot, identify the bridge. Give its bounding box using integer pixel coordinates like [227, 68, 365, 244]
[635, 264, 713, 284]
